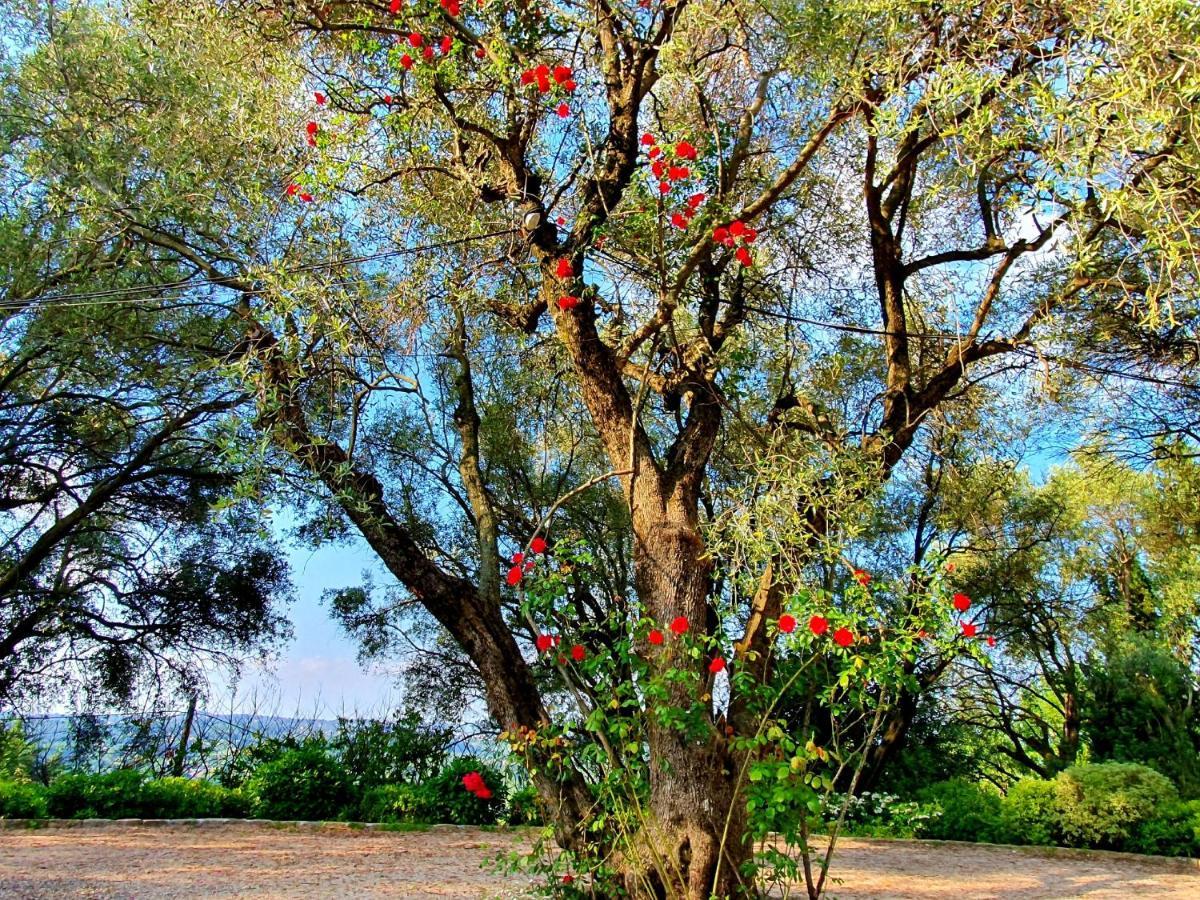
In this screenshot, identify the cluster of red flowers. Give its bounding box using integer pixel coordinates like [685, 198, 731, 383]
[521, 64, 577, 93]
[670, 192, 707, 229]
[712, 220, 758, 267]
[284, 183, 314, 203]
[440, 0, 461, 15]
[950, 590, 996, 646]
[304, 119, 319, 146]
[506, 536, 548, 586]
[804, 614, 854, 648]
[399, 32, 454, 68]
[641, 134, 698, 196]
[461, 771, 492, 800]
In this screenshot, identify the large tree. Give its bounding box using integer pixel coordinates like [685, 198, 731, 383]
[5, 0, 1199, 895]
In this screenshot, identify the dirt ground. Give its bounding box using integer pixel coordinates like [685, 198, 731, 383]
[1, 823, 1199, 899]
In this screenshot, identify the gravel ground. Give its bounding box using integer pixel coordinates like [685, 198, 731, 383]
[1, 823, 1198, 898]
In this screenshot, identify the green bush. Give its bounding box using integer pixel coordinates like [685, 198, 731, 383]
[139, 777, 247, 818]
[916, 780, 1004, 842]
[0, 779, 48, 818]
[46, 770, 146, 819]
[244, 746, 351, 821]
[1129, 799, 1200, 858]
[505, 785, 543, 826]
[0, 722, 36, 782]
[415, 757, 507, 826]
[1054, 762, 1177, 849]
[358, 784, 430, 823]
[1000, 778, 1060, 846]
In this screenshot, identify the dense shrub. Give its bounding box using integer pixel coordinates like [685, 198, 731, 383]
[1000, 777, 1060, 846]
[1053, 762, 1178, 849]
[1128, 799, 1200, 858]
[916, 780, 1004, 843]
[46, 770, 146, 819]
[828, 791, 939, 839]
[0, 723, 36, 782]
[0, 779, 48, 818]
[215, 733, 331, 789]
[357, 784, 429, 823]
[415, 757, 507, 826]
[244, 746, 351, 821]
[140, 777, 248, 818]
[505, 785, 543, 826]
[331, 713, 452, 792]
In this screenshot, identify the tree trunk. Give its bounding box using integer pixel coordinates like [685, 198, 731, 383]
[620, 513, 752, 898]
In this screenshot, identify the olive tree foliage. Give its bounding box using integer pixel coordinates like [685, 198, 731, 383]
[0, 2, 297, 707]
[5, 0, 1200, 895]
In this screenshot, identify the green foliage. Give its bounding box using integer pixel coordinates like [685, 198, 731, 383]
[0, 722, 35, 782]
[831, 791, 940, 840]
[415, 757, 507, 826]
[215, 733, 332, 789]
[1053, 762, 1178, 849]
[999, 778, 1061, 847]
[0, 779, 47, 818]
[357, 784, 428, 824]
[330, 712, 452, 792]
[45, 770, 146, 819]
[1128, 799, 1200, 858]
[505, 785, 543, 826]
[915, 780, 1004, 843]
[244, 746, 351, 822]
[139, 777, 247, 819]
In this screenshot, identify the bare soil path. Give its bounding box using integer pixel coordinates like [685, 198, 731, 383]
[1, 823, 1198, 898]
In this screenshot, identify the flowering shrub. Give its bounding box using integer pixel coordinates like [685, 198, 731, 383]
[824, 791, 940, 839]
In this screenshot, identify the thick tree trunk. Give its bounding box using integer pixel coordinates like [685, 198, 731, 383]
[621, 513, 752, 898]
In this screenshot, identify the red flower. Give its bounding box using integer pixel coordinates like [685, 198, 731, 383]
[475, 46, 486, 59]
[400, 54, 414, 70]
[556, 216, 566, 225]
[422, 46, 435, 60]
[571, 644, 585, 662]
[986, 635, 997, 648]
[961, 622, 977, 638]
[440, 36, 453, 54]
[729, 220, 746, 237]
[506, 566, 522, 586]
[523, 559, 535, 573]
[709, 657, 726, 673]
[462, 771, 484, 792]
[389, 0, 403, 13]
[946, 561, 956, 573]
[648, 146, 662, 159]
[530, 536, 548, 553]
[743, 227, 758, 244]
[712, 226, 729, 244]
[808, 615, 828, 636]
[305, 121, 319, 136]
[675, 140, 697, 160]
[440, 0, 461, 14]
[735, 247, 752, 267]
[299, 192, 314, 203]
[557, 295, 579, 310]
[512, 552, 524, 565]
[917, 629, 929, 639]
[669, 616, 688, 635]
[557, 102, 570, 118]
[832, 627, 854, 648]
[778, 614, 796, 634]
[563, 79, 577, 92]
[383, 94, 393, 105]
[952, 592, 971, 612]
[535, 634, 553, 652]
[658, 181, 671, 195]
[853, 568, 871, 586]
[535, 64, 550, 93]
[553, 65, 573, 85]
[563, 874, 574, 885]
[555, 258, 574, 278]
[475, 787, 492, 800]
[408, 32, 423, 47]
[687, 192, 706, 208]
[647, 629, 664, 645]
[640, 133, 656, 146]
[285, 183, 299, 197]
[670, 213, 688, 229]
[314, 92, 326, 105]
[668, 165, 690, 181]
[520, 69, 535, 85]
[651, 159, 666, 178]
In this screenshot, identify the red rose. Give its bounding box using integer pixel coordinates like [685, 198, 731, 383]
[408, 32, 422, 47]
[314, 92, 326, 105]
[506, 566, 522, 586]
[669, 616, 688, 635]
[709, 657, 726, 673]
[553, 65, 572, 84]
[675, 140, 697, 160]
[647, 629, 664, 645]
[961, 622, 977, 638]
[557, 295, 579, 310]
[808, 615, 828, 636]
[712, 226, 729, 244]
[735, 247, 752, 267]
[571, 644, 585, 662]
[535, 634, 553, 653]
[305, 121, 319, 136]
[530, 536, 548, 553]
[557, 102, 570, 118]
[952, 592, 971, 612]
[833, 627, 854, 648]
[640, 133, 656, 146]
[400, 54, 414, 70]
[778, 614, 796, 634]
[555, 258, 574, 278]
[670, 213, 688, 229]
[389, 0, 403, 13]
